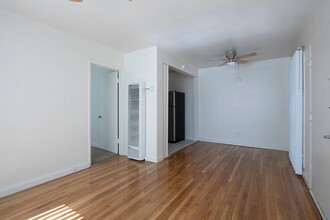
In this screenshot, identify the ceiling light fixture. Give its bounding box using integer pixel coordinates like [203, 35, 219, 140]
[70, 0, 83, 2]
[227, 61, 236, 66]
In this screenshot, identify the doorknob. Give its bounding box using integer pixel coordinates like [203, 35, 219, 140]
[98, 115, 102, 118]
[324, 135, 330, 139]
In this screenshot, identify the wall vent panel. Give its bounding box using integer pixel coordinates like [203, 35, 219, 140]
[127, 83, 146, 160]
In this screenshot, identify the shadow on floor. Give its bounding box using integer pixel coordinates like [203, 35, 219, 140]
[91, 146, 117, 164]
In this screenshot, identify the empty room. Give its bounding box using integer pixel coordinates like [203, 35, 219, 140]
[0, 0, 330, 219]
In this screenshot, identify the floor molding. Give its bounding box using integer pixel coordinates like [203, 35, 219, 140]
[0, 162, 90, 198]
[310, 190, 328, 220]
[199, 137, 289, 151]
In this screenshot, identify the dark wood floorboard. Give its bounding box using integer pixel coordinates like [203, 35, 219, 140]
[0, 142, 322, 219]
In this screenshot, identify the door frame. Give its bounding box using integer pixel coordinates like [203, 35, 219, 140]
[88, 60, 125, 166]
[303, 46, 313, 188]
[163, 63, 169, 158]
[163, 64, 196, 158]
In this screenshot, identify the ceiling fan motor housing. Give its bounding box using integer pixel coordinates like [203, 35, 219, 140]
[226, 50, 237, 62]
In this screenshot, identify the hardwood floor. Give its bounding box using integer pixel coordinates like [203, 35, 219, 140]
[0, 142, 321, 219]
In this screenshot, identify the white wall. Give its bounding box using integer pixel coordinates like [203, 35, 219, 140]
[124, 47, 199, 162]
[124, 47, 158, 162]
[0, 9, 123, 197]
[297, 0, 330, 218]
[199, 58, 290, 151]
[91, 64, 118, 153]
[309, 23, 330, 219]
[169, 70, 194, 140]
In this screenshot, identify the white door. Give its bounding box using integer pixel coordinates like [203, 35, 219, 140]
[289, 49, 303, 175]
[91, 64, 118, 154]
[100, 70, 118, 154]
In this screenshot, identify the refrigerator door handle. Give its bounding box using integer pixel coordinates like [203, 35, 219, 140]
[173, 107, 176, 141]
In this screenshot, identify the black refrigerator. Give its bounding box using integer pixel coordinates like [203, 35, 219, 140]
[168, 91, 185, 143]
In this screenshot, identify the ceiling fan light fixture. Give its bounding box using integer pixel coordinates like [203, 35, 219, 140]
[227, 61, 236, 66]
[214, 50, 257, 67]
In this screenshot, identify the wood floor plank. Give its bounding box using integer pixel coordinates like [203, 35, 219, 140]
[0, 142, 322, 220]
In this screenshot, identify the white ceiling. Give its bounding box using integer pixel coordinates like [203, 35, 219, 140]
[0, 0, 319, 68]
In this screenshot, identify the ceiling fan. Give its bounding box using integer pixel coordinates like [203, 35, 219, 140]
[211, 50, 257, 67]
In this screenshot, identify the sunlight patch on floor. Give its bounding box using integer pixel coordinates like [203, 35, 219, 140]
[27, 204, 83, 220]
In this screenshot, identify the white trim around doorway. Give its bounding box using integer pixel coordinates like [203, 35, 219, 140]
[88, 59, 125, 167]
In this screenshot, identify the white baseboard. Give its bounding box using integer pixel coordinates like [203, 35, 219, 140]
[91, 142, 100, 148]
[0, 163, 90, 198]
[302, 172, 312, 189]
[145, 155, 163, 163]
[119, 151, 127, 156]
[199, 137, 289, 151]
[309, 190, 328, 220]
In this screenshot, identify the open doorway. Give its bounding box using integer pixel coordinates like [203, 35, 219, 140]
[90, 63, 119, 164]
[166, 66, 196, 156]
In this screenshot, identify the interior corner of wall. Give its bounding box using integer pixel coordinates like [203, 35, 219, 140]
[145, 155, 163, 163]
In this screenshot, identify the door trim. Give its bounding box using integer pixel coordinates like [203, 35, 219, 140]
[163, 64, 196, 158]
[163, 63, 169, 158]
[88, 60, 124, 167]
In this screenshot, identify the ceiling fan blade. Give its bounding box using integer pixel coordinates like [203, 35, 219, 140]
[237, 60, 248, 64]
[219, 61, 228, 67]
[237, 52, 257, 60]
